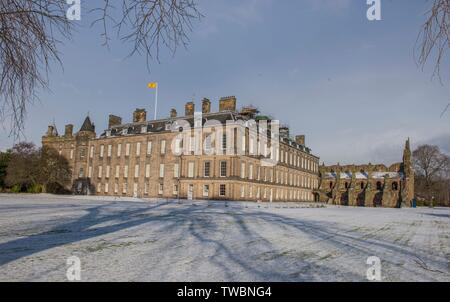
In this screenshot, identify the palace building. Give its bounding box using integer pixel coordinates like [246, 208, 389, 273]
[42, 97, 321, 202]
[42, 96, 414, 207]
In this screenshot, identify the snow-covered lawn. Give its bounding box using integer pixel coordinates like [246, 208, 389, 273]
[0, 194, 449, 282]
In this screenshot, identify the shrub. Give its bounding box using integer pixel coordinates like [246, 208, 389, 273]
[46, 182, 71, 195]
[11, 184, 21, 193]
[27, 184, 43, 194]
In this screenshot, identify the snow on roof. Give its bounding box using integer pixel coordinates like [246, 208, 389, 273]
[323, 172, 403, 180]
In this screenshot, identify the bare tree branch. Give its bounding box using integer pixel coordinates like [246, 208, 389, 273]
[0, 0, 71, 138]
[92, 0, 203, 68]
[0, 0, 201, 138]
[415, 0, 449, 83]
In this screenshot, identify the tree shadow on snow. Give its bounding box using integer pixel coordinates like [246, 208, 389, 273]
[0, 201, 448, 281]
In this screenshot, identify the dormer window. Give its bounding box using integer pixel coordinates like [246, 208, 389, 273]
[141, 125, 147, 133]
[106, 130, 111, 137]
[122, 128, 128, 135]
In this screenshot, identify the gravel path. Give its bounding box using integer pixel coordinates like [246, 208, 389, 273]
[0, 194, 449, 282]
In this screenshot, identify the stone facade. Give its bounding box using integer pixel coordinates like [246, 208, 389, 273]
[317, 139, 414, 208]
[42, 97, 320, 202]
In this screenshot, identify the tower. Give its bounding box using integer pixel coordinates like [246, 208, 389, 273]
[401, 138, 414, 207]
[73, 115, 96, 189]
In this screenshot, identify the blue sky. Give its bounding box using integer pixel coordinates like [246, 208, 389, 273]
[0, 0, 449, 164]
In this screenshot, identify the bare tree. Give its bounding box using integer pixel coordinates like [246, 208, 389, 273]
[5, 142, 40, 189]
[93, 0, 202, 66]
[0, 0, 201, 137]
[0, 0, 71, 137]
[38, 145, 72, 192]
[413, 144, 450, 203]
[415, 0, 449, 82]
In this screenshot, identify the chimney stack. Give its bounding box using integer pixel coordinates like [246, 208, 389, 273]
[47, 125, 55, 137]
[280, 126, 290, 140]
[185, 102, 195, 116]
[219, 96, 237, 112]
[108, 115, 122, 128]
[64, 124, 74, 137]
[133, 109, 147, 123]
[295, 135, 305, 145]
[170, 108, 178, 118]
[202, 98, 211, 114]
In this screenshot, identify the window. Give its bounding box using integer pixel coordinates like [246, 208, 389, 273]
[88, 166, 92, 178]
[174, 163, 180, 178]
[98, 166, 103, 178]
[144, 182, 149, 195]
[392, 182, 398, 191]
[173, 138, 182, 155]
[241, 162, 246, 178]
[123, 182, 127, 194]
[188, 162, 195, 178]
[136, 142, 141, 156]
[376, 181, 382, 190]
[79, 168, 84, 178]
[97, 184, 101, 193]
[203, 185, 209, 197]
[159, 183, 164, 195]
[147, 141, 152, 155]
[222, 134, 227, 152]
[345, 182, 349, 189]
[220, 161, 227, 177]
[189, 136, 195, 152]
[115, 165, 120, 178]
[219, 184, 226, 197]
[159, 164, 165, 178]
[204, 135, 212, 154]
[105, 183, 109, 193]
[80, 148, 85, 159]
[173, 184, 178, 195]
[329, 182, 333, 189]
[160, 140, 166, 154]
[114, 182, 118, 194]
[249, 164, 253, 180]
[70, 149, 74, 159]
[124, 165, 129, 178]
[145, 164, 150, 178]
[133, 183, 138, 197]
[117, 144, 122, 157]
[134, 164, 140, 178]
[204, 162, 211, 177]
[90, 146, 94, 158]
[107, 145, 112, 157]
[360, 182, 364, 190]
[125, 143, 130, 156]
[100, 145, 104, 158]
[240, 186, 245, 198]
[106, 165, 110, 178]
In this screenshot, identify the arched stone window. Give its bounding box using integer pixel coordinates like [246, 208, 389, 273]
[360, 182, 364, 189]
[376, 181, 382, 190]
[392, 182, 398, 191]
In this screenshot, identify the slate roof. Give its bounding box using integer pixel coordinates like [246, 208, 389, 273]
[80, 116, 95, 132]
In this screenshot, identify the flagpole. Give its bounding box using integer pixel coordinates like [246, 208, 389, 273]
[154, 84, 158, 120]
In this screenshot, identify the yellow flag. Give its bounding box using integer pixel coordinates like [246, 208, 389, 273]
[148, 82, 157, 89]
